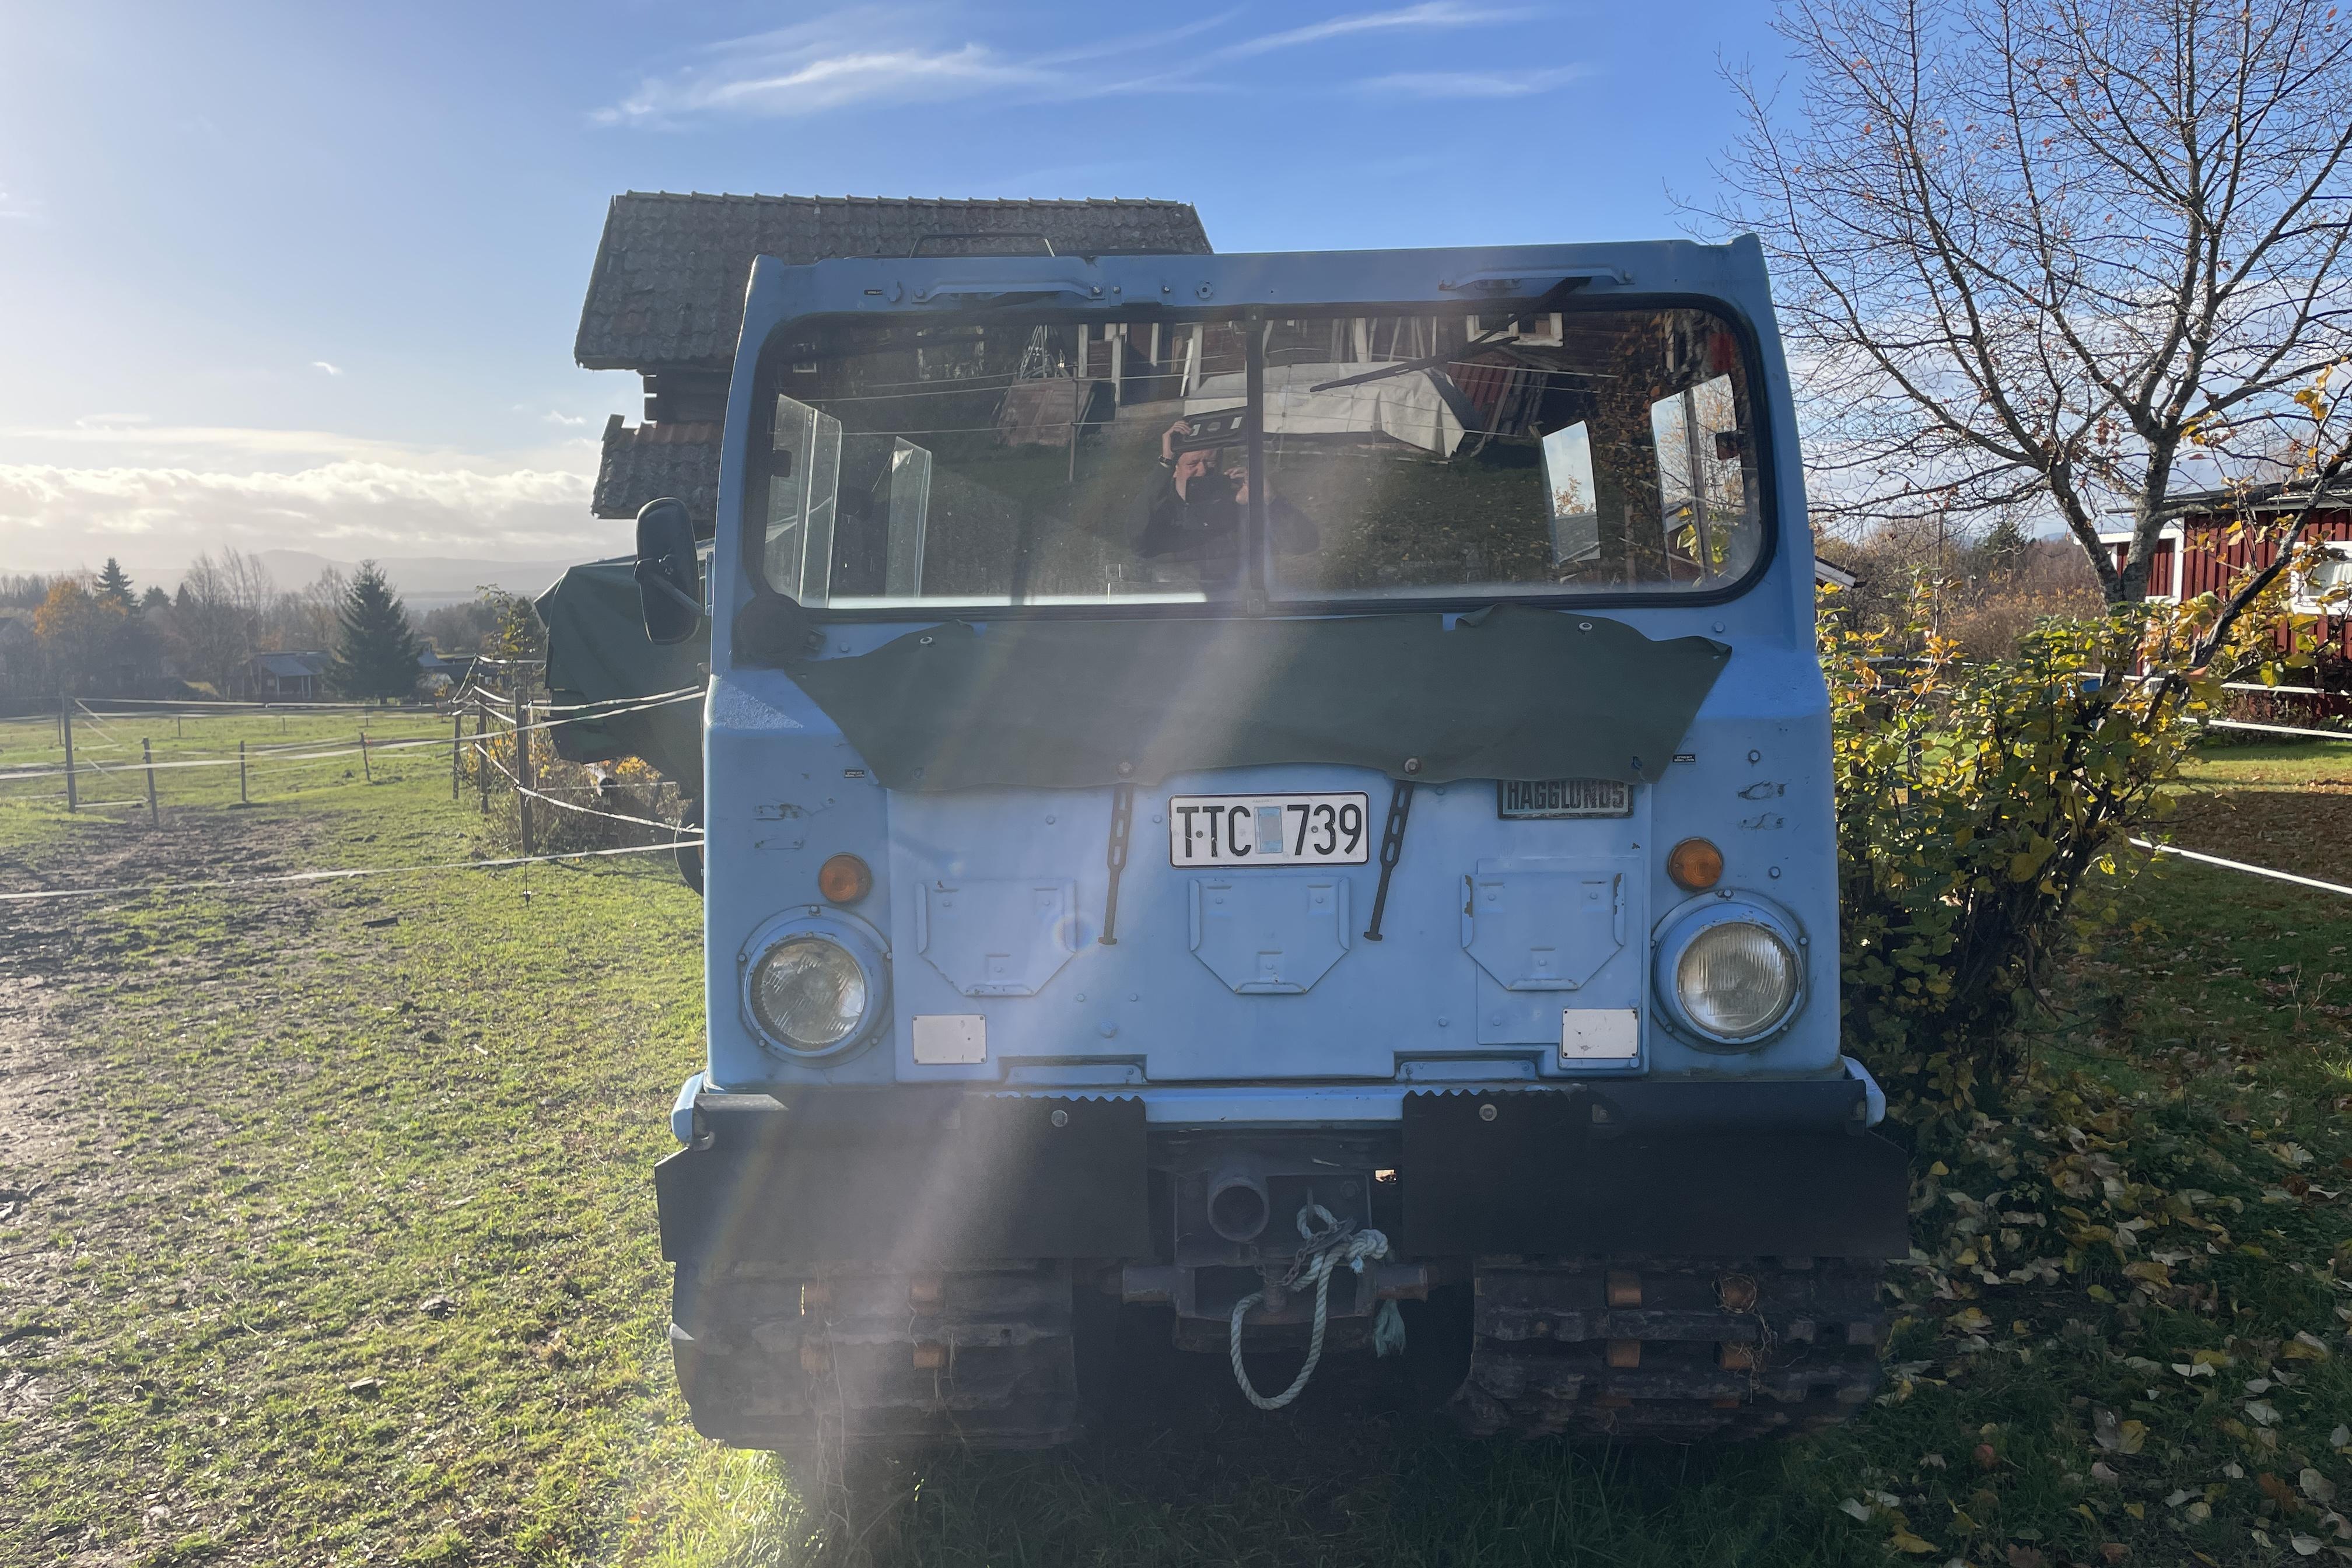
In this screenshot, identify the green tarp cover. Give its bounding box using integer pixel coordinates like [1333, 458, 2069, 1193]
[536, 557, 708, 793]
[784, 605, 1728, 793]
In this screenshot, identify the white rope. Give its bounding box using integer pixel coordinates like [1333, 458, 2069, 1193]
[1227, 1200, 1396, 1412]
[2131, 838, 2352, 898]
[0, 838, 705, 905]
[2194, 718, 2352, 741]
[0, 688, 701, 783]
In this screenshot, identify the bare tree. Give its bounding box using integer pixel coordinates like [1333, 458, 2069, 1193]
[270, 568, 346, 652]
[172, 552, 270, 695]
[1704, 0, 2352, 602]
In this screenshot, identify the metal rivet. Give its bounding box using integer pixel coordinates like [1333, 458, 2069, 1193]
[1768, 866, 1782, 878]
[1712, 621, 1726, 634]
[1117, 761, 1134, 777]
[1578, 621, 1593, 631]
[1478, 1102, 1498, 1122]
[1050, 1108, 1069, 1128]
[1097, 1023, 1118, 1038]
[1402, 757, 1422, 775]
[1437, 1016, 1450, 1028]
[1076, 992, 1086, 1002]
[1746, 749, 1762, 763]
[1128, 992, 1139, 1002]
[1045, 814, 1056, 824]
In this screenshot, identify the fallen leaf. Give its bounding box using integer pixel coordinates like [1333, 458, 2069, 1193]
[346, 1377, 382, 1396]
[2094, 1406, 2125, 1450]
[2330, 1425, 2350, 1448]
[2290, 1535, 2321, 1556]
[418, 1296, 453, 1318]
[2092, 1461, 2121, 1483]
[2100, 1545, 2127, 1564]
[1976, 1443, 2000, 1470]
[1839, 1499, 1872, 1522]
[2301, 1469, 2337, 1506]
[2248, 1400, 2284, 1427]
[2005, 1546, 2048, 1568]
[1888, 1528, 1939, 1555]
[2119, 1419, 2148, 1455]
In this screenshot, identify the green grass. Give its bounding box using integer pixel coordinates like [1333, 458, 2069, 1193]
[0, 728, 2346, 1566]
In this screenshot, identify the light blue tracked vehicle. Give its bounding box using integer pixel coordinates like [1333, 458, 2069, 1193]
[604, 234, 1905, 1446]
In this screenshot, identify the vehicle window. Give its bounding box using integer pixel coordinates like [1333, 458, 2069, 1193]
[755, 314, 1259, 608]
[748, 304, 1766, 610]
[1261, 306, 1762, 600]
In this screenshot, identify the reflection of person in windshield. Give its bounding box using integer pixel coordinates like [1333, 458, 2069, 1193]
[1133, 418, 1317, 585]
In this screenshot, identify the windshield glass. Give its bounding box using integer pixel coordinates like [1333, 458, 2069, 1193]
[749, 304, 1765, 610]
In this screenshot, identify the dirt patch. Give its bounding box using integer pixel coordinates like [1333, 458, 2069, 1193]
[2166, 779, 2352, 877]
[0, 809, 332, 1560]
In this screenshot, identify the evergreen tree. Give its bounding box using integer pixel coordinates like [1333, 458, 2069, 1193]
[1977, 516, 2030, 577]
[139, 585, 170, 613]
[328, 562, 424, 702]
[94, 557, 135, 610]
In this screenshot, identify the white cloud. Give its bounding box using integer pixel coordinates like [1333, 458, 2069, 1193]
[1218, 2, 1516, 59]
[0, 447, 606, 572]
[541, 410, 592, 427]
[0, 184, 43, 221]
[1354, 63, 1593, 96]
[597, 4, 1528, 124]
[6, 422, 422, 465]
[311, 360, 344, 376]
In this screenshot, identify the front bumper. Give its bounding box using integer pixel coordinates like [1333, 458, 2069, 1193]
[653, 1073, 1910, 1269]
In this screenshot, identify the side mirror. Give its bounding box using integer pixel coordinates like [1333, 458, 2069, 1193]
[634, 498, 702, 646]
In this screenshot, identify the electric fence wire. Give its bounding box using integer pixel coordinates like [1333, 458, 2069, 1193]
[0, 688, 702, 784]
[2130, 838, 2352, 899]
[0, 838, 708, 905]
[473, 748, 691, 835]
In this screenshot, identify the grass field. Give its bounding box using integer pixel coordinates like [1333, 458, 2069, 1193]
[1, 719, 2347, 1567]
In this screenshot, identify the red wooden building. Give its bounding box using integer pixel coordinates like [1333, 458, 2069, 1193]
[2100, 484, 2352, 657]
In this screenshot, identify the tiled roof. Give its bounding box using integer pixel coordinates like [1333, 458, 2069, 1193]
[254, 650, 330, 678]
[575, 192, 1213, 371]
[593, 415, 724, 524]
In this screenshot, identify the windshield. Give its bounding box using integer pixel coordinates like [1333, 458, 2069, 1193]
[748, 304, 1766, 610]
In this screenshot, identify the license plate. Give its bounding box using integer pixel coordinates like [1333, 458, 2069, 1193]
[1168, 793, 1371, 866]
[1497, 779, 1632, 819]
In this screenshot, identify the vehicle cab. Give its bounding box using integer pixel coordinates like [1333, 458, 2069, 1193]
[648, 237, 1906, 1448]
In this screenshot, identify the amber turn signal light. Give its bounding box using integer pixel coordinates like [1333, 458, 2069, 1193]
[1667, 838, 1724, 891]
[818, 853, 873, 904]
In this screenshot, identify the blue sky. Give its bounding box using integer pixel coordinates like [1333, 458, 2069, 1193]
[0, 1, 1790, 575]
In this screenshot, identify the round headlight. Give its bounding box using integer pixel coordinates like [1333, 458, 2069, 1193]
[750, 936, 869, 1052]
[1674, 920, 1801, 1041]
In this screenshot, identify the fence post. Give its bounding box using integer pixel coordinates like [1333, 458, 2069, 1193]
[239, 739, 249, 806]
[450, 710, 463, 801]
[360, 729, 371, 783]
[60, 691, 76, 814]
[510, 684, 533, 858]
[142, 737, 159, 829]
[474, 698, 489, 816]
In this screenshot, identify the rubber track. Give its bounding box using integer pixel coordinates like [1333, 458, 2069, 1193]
[1450, 1256, 1889, 1440]
[670, 1261, 1081, 1450]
